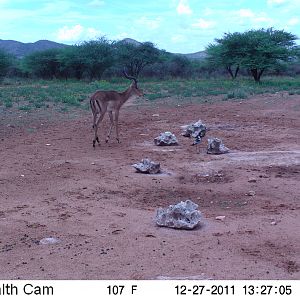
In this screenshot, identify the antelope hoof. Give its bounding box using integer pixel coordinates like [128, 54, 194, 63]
[116, 138, 120, 143]
[105, 137, 109, 143]
[93, 140, 96, 148]
[96, 137, 100, 144]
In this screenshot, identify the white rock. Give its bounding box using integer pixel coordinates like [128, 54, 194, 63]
[181, 120, 207, 138]
[155, 200, 202, 229]
[215, 216, 226, 221]
[246, 190, 256, 196]
[132, 159, 161, 174]
[39, 237, 60, 245]
[207, 138, 229, 155]
[154, 132, 178, 146]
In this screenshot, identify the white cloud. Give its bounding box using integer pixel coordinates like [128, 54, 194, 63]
[232, 9, 275, 27]
[203, 8, 213, 16]
[238, 9, 255, 18]
[136, 16, 161, 30]
[56, 24, 103, 42]
[192, 18, 215, 29]
[88, 0, 105, 7]
[177, 0, 192, 15]
[287, 17, 299, 26]
[267, 0, 288, 5]
[57, 24, 83, 41]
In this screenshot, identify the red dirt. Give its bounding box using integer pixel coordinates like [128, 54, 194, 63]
[0, 93, 299, 280]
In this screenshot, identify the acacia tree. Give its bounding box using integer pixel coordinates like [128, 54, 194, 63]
[115, 41, 160, 77]
[57, 45, 85, 79]
[206, 28, 298, 82]
[239, 28, 298, 82]
[206, 32, 243, 79]
[167, 55, 192, 78]
[22, 48, 63, 78]
[78, 37, 115, 80]
[0, 49, 13, 79]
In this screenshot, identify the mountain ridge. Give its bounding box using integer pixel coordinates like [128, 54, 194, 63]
[0, 38, 206, 60]
[0, 39, 67, 58]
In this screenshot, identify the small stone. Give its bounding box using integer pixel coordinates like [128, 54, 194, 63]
[39, 237, 60, 245]
[248, 177, 257, 183]
[215, 216, 226, 221]
[271, 221, 277, 225]
[246, 191, 256, 196]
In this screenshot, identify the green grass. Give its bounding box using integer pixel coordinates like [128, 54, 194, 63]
[0, 76, 299, 111]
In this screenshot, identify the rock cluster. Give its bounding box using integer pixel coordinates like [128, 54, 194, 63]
[154, 131, 178, 146]
[155, 200, 202, 229]
[132, 158, 161, 174]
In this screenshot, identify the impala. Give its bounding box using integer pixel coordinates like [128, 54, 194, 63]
[90, 70, 143, 147]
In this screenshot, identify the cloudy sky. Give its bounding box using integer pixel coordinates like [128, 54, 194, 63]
[0, 0, 299, 53]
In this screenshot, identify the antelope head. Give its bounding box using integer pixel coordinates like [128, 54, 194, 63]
[123, 69, 144, 97]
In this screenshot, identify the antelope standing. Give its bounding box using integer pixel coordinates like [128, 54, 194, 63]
[90, 70, 143, 147]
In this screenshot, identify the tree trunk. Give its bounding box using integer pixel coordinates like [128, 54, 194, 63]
[226, 65, 240, 79]
[257, 68, 265, 82]
[226, 66, 234, 79]
[251, 68, 265, 83]
[234, 65, 240, 79]
[251, 69, 260, 82]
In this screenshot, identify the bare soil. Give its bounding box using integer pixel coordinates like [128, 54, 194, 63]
[0, 93, 299, 280]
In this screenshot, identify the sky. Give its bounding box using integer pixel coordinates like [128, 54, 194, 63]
[0, 0, 299, 53]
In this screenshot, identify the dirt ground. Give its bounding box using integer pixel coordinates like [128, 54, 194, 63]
[0, 93, 299, 280]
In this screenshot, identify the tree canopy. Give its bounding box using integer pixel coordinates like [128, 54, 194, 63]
[0, 49, 13, 78]
[115, 41, 161, 77]
[206, 28, 298, 82]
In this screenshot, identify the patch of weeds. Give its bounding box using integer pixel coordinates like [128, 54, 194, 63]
[61, 95, 81, 107]
[19, 105, 32, 111]
[225, 91, 236, 100]
[4, 100, 13, 108]
[182, 90, 193, 97]
[83, 102, 90, 110]
[289, 90, 300, 95]
[34, 102, 46, 108]
[60, 106, 69, 112]
[225, 88, 249, 100]
[146, 93, 165, 101]
[26, 128, 37, 133]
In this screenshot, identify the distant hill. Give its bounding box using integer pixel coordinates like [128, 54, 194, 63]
[175, 51, 207, 60]
[0, 39, 67, 58]
[120, 38, 142, 47]
[0, 38, 206, 60]
[119, 38, 206, 60]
